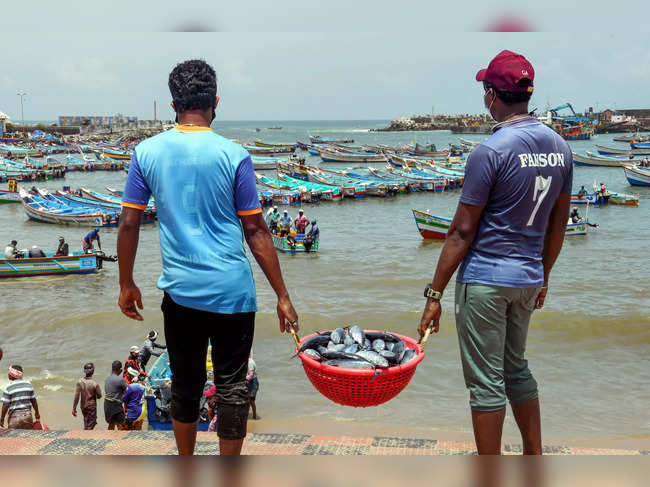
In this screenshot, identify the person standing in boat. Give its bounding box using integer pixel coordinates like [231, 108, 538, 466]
[117, 59, 298, 456]
[72, 362, 102, 430]
[266, 206, 280, 233]
[294, 209, 310, 234]
[55, 236, 69, 256]
[303, 220, 319, 252]
[279, 210, 292, 237]
[82, 228, 101, 253]
[138, 330, 167, 371]
[569, 207, 582, 223]
[418, 50, 572, 455]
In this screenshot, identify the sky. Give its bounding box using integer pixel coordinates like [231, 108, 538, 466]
[1, 3, 650, 122]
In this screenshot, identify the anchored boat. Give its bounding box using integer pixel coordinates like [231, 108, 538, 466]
[0, 252, 102, 278]
[272, 233, 319, 253]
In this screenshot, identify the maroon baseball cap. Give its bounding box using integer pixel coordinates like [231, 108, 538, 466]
[476, 50, 534, 93]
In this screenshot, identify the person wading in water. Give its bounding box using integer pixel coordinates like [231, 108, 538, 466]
[418, 50, 572, 455]
[118, 59, 298, 456]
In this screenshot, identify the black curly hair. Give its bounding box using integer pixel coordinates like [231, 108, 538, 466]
[168, 59, 217, 113]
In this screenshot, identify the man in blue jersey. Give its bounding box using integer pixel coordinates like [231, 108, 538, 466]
[117, 60, 298, 456]
[418, 50, 572, 455]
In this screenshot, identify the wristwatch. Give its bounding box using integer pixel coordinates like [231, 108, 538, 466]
[424, 284, 442, 301]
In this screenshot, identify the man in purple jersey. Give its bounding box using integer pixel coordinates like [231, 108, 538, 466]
[418, 50, 572, 455]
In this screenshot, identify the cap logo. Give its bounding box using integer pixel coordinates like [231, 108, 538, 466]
[522, 70, 529, 75]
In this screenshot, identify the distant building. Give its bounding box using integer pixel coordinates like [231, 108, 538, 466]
[0, 110, 8, 135]
[58, 114, 138, 127]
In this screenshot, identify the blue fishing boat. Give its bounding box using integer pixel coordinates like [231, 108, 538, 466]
[272, 233, 319, 253]
[0, 252, 100, 278]
[623, 164, 650, 186]
[145, 350, 211, 431]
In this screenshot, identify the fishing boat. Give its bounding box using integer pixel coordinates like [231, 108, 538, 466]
[630, 142, 650, 149]
[613, 133, 650, 142]
[413, 209, 594, 239]
[0, 180, 20, 204]
[608, 191, 639, 206]
[146, 350, 210, 431]
[596, 145, 650, 156]
[101, 148, 132, 160]
[253, 140, 296, 150]
[623, 164, 650, 186]
[571, 192, 609, 206]
[272, 233, 319, 253]
[412, 210, 451, 239]
[309, 135, 354, 144]
[244, 145, 294, 156]
[572, 152, 629, 167]
[0, 252, 100, 278]
[319, 147, 388, 163]
[564, 221, 590, 236]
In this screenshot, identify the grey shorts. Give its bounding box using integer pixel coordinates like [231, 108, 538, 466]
[455, 282, 540, 411]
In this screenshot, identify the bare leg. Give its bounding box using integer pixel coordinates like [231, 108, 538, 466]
[250, 400, 257, 420]
[172, 419, 198, 456]
[471, 407, 506, 455]
[511, 398, 542, 455]
[219, 438, 244, 455]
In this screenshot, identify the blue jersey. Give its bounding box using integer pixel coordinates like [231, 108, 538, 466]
[122, 125, 261, 313]
[84, 230, 99, 243]
[457, 117, 573, 288]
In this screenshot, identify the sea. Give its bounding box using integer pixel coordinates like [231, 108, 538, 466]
[0, 120, 648, 443]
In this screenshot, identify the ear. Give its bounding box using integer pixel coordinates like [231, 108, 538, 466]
[214, 96, 220, 109]
[171, 101, 176, 112]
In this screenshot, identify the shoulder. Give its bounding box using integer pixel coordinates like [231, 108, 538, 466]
[135, 129, 176, 154]
[212, 133, 250, 165]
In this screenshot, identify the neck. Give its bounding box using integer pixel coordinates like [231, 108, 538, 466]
[494, 104, 529, 123]
[177, 109, 212, 128]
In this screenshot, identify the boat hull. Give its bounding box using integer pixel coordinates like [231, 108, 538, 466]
[412, 209, 451, 239]
[623, 165, 650, 186]
[0, 253, 98, 278]
[572, 152, 626, 167]
[272, 234, 319, 253]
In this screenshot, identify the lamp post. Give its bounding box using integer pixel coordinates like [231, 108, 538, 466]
[17, 92, 27, 134]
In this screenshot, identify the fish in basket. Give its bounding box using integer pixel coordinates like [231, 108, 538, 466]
[292, 325, 426, 407]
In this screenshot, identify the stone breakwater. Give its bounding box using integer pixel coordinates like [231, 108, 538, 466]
[373, 114, 494, 133]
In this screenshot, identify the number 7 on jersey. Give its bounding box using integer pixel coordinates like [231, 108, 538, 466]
[527, 175, 552, 226]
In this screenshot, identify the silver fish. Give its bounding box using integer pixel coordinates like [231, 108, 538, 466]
[327, 340, 337, 350]
[293, 334, 331, 357]
[317, 345, 329, 355]
[343, 344, 359, 354]
[324, 359, 374, 369]
[303, 349, 321, 360]
[400, 348, 416, 364]
[379, 350, 397, 362]
[372, 339, 386, 352]
[385, 342, 396, 352]
[365, 331, 401, 343]
[331, 328, 345, 344]
[393, 340, 406, 361]
[356, 350, 389, 367]
[332, 343, 347, 352]
[349, 325, 365, 345]
[343, 334, 355, 346]
[363, 338, 371, 350]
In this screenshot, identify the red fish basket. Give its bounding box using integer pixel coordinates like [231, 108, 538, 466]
[296, 330, 425, 407]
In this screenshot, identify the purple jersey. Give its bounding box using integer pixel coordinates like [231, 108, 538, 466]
[457, 117, 573, 288]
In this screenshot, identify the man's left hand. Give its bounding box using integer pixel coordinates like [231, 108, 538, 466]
[119, 283, 144, 321]
[535, 287, 548, 309]
[72, 410, 77, 417]
[418, 299, 441, 338]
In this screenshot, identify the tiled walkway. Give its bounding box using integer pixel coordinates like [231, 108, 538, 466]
[0, 429, 645, 455]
